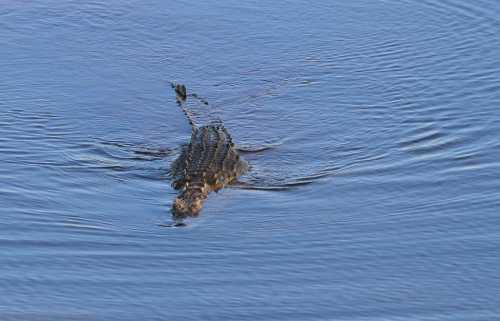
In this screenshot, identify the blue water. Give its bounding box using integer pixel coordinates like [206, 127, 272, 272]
[1, 0, 500, 320]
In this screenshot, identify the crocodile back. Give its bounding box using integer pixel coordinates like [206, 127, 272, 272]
[172, 124, 248, 191]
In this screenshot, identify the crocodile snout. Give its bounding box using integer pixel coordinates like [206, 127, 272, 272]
[172, 197, 203, 217]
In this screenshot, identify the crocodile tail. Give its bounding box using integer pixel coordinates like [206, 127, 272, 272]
[171, 82, 197, 129]
[173, 83, 187, 100]
[170, 82, 223, 128]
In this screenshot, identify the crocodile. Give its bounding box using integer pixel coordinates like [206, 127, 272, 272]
[170, 83, 248, 218]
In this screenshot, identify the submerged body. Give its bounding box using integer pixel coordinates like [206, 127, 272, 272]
[170, 84, 248, 217]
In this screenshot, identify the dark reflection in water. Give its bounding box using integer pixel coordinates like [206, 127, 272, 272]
[1, 0, 500, 320]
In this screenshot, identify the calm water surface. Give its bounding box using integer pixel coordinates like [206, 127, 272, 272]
[1, 0, 500, 320]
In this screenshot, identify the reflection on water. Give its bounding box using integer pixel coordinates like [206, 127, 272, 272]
[1, 0, 500, 320]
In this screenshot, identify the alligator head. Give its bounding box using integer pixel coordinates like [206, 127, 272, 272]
[171, 181, 209, 218]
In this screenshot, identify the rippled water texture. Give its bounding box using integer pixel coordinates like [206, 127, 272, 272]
[1, 0, 500, 320]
